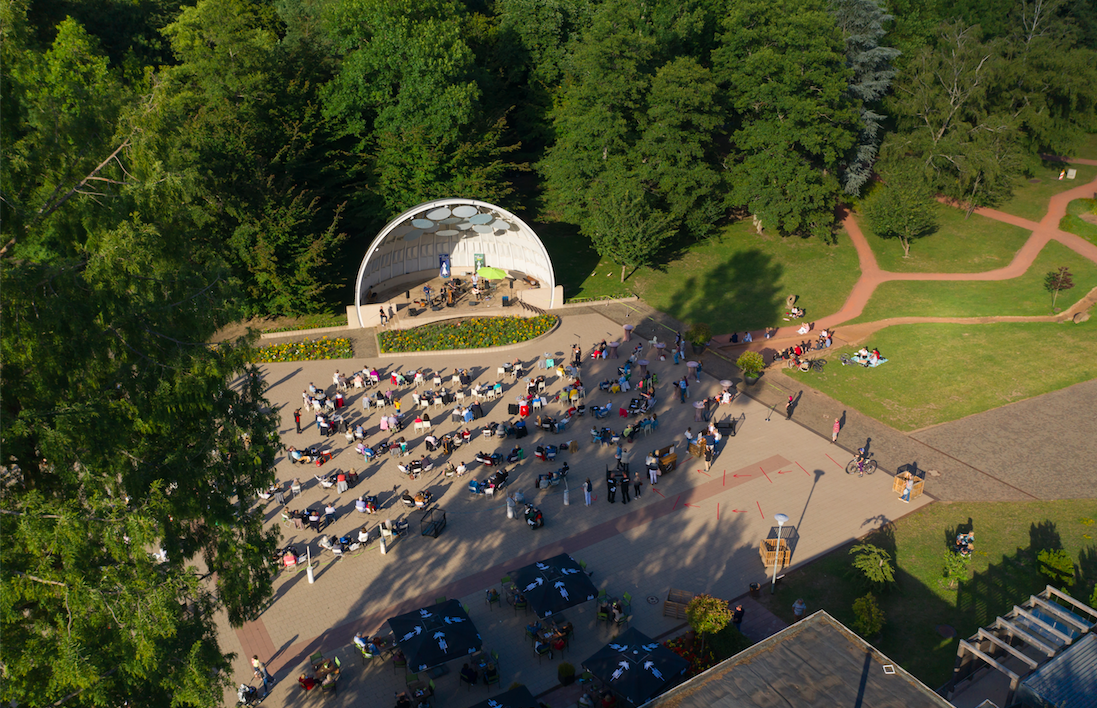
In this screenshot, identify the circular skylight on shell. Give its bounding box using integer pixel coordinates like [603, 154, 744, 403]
[426, 208, 452, 220]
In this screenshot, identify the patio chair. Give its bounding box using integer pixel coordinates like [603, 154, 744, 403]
[435, 596, 447, 604]
[614, 614, 632, 633]
[405, 673, 419, 686]
[535, 642, 552, 664]
[392, 655, 407, 674]
[622, 592, 633, 612]
[310, 651, 324, 669]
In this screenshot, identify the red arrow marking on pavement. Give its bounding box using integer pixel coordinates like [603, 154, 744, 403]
[778, 469, 793, 474]
[732, 474, 751, 478]
[696, 469, 711, 477]
[757, 500, 764, 518]
[761, 467, 773, 484]
[796, 461, 810, 475]
[825, 453, 844, 469]
[651, 487, 666, 499]
[730, 509, 748, 513]
[717, 503, 720, 520]
[684, 503, 701, 509]
[673, 495, 680, 510]
[723, 470, 726, 486]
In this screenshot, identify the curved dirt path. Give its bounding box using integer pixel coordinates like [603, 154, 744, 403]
[714, 169, 1097, 351]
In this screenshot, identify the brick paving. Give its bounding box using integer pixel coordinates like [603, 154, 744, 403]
[223, 311, 929, 706]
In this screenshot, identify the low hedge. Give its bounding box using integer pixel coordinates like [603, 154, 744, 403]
[252, 337, 354, 362]
[379, 314, 557, 353]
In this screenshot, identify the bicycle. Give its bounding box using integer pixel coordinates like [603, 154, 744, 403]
[845, 451, 877, 475]
[799, 358, 826, 372]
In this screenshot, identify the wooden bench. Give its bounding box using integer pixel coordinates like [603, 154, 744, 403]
[663, 589, 695, 619]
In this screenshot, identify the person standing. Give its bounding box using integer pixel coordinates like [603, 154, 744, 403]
[583, 478, 593, 506]
[251, 655, 272, 696]
[379, 307, 388, 326]
[785, 395, 794, 420]
[620, 471, 630, 504]
[294, 408, 302, 434]
[704, 443, 714, 471]
[679, 377, 688, 404]
[607, 476, 617, 504]
[900, 475, 913, 503]
[792, 598, 806, 622]
[647, 452, 659, 485]
[633, 475, 642, 499]
[831, 417, 841, 443]
[732, 604, 745, 632]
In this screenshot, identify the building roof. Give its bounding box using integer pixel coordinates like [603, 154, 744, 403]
[1017, 632, 1097, 708]
[642, 611, 954, 708]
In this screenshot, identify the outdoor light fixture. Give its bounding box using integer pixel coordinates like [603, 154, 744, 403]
[772, 513, 788, 594]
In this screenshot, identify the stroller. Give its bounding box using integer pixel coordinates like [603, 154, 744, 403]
[237, 683, 261, 706]
[524, 503, 544, 530]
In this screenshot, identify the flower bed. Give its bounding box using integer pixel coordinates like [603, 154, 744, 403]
[663, 636, 720, 677]
[252, 337, 354, 362]
[378, 314, 557, 353]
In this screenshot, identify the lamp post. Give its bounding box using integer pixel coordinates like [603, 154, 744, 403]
[771, 513, 788, 594]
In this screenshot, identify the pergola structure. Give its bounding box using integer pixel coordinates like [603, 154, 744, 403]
[352, 199, 558, 328]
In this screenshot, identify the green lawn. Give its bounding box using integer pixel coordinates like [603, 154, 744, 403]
[996, 161, 1097, 222]
[858, 203, 1032, 273]
[755, 500, 1097, 689]
[787, 318, 1097, 431]
[847, 240, 1097, 324]
[1060, 198, 1097, 245]
[540, 219, 861, 332]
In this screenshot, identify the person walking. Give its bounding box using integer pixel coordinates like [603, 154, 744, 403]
[620, 471, 631, 504]
[785, 395, 794, 420]
[379, 307, 388, 326]
[732, 604, 745, 632]
[251, 655, 272, 696]
[704, 443, 714, 471]
[633, 475, 642, 498]
[647, 452, 659, 485]
[294, 408, 302, 434]
[831, 417, 841, 443]
[583, 478, 593, 506]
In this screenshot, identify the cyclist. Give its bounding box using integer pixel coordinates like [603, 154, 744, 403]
[854, 448, 867, 477]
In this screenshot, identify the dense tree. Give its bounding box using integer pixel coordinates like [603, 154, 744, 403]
[830, 0, 901, 195]
[884, 22, 1024, 213]
[540, 0, 724, 256]
[0, 14, 126, 260]
[713, 0, 860, 239]
[0, 224, 281, 707]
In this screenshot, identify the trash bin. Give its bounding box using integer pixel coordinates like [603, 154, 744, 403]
[749, 582, 760, 599]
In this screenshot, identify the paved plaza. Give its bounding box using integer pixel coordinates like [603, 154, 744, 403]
[221, 312, 932, 707]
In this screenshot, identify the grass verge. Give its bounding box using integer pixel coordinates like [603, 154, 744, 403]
[754, 500, 1097, 689]
[1060, 198, 1097, 245]
[261, 313, 347, 333]
[541, 219, 861, 332]
[377, 314, 556, 353]
[996, 161, 1097, 222]
[858, 203, 1032, 273]
[787, 318, 1097, 431]
[846, 240, 1097, 324]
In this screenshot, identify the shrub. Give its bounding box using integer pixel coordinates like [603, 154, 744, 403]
[557, 662, 575, 685]
[1037, 548, 1075, 588]
[849, 543, 896, 589]
[687, 322, 713, 346]
[686, 594, 731, 655]
[736, 351, 766, 376]
[939, 550, 969, 589]
[852, 593, 886, 637]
